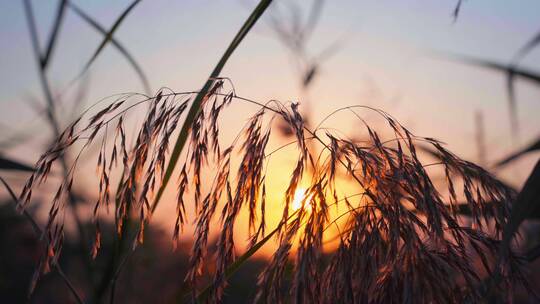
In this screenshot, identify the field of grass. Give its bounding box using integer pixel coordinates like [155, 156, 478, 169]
[1, 1, 540, 303]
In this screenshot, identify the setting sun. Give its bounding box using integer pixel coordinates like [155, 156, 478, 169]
[291, 188, 312, 211]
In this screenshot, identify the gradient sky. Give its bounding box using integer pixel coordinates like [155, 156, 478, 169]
[1, 1, 539, 247]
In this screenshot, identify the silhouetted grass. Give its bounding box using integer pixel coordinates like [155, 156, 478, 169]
[6, 1, 540, 303]
[19, 83, 533, 302]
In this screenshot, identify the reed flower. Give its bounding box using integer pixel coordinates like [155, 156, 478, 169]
[20, 81, 530, 303]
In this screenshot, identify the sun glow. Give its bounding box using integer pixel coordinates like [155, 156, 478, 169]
[291, 187, 313, 211]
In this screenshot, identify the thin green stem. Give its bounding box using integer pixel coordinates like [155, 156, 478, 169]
[151, 0, 274, 214]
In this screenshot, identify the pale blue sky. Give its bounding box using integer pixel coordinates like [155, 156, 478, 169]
[1, 0, 539, 186]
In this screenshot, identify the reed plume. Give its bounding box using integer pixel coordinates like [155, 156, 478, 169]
[20, 80, 530, 303]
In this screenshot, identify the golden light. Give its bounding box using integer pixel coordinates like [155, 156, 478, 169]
[291, 187, 312, 211]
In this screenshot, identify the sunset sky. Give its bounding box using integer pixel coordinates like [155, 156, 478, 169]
[1, 1, 539, 253]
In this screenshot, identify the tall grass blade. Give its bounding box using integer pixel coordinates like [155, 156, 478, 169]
[500, 159, 540, 259]
[151, 0, 273, 213]
[22, 0, 56, 117]
[442, 54, 540, 138]
[302, 0, 324, 47]
[505, 28, 540, 139]
[0, 131, 34, 150]
[514, 29, 540, 60]
[495, 137, 540, 167]
[41, 0, 68, 69]
[475, 110, 487, 166]
[68, 1, 151, 94]
[453, 0, 463, 22]
[77, 0, 141, 80]
[505, 68, 518, 137]
[0, 156, 35, 172]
